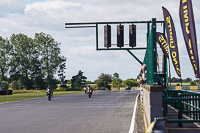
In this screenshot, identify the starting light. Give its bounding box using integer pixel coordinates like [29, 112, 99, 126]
[104, 24, 136, 48]
[104, 25, 111, 48]
[129, 24, 136, 47]
[117, 25, 124, 47]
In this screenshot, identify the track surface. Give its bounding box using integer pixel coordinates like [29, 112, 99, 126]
[0, 90, 138, 133]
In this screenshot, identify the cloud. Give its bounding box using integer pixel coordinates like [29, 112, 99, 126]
[0, 0, 27, 17]
[0, 0, 200, 80]
[24, 1, 81, 12]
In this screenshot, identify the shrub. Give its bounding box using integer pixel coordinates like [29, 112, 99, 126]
[1, 81, 9, 90]
[10, 80, 25, 90]
[176, 83, 180, 86]
[190, 81, 197, 85]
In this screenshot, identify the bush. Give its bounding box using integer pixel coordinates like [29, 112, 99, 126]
[176, 83, 180, 86]
[9, 80, 25, 90]
[1, 81, 9, 90]
[190, 81, 197, 85]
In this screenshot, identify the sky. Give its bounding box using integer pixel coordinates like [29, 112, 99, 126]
[0, 0, 200, 81]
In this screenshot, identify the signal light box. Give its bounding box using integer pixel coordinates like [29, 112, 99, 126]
[103, 24, 136, 48]
[104, 25, 111, 48]
[117, 25, 124, 47]
[129, 24, 136, 47]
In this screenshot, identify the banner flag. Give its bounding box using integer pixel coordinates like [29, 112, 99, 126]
[156, 32, 169, 59]
[162, 6, 181, 77]
[180, 0, 200, 78]
[157, 53, 159, 68]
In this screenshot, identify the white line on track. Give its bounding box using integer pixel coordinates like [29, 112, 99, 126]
[129, 93, 140, 133]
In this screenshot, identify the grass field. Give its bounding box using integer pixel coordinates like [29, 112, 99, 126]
[0, 91, 83, 103]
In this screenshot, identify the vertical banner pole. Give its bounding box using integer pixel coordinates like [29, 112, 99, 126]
[152, 18, 157, 84]
[168, 59, 171, 89]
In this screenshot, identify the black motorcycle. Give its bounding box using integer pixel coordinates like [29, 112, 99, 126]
[46, 89, 53, 101]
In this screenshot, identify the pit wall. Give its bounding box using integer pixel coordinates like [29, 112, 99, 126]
[142, 85, 163, 128]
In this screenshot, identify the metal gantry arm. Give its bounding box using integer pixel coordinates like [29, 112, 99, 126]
[127, 50, 143, 65]
[65, 20, 164, 66]
[65, 19, 168, 86]
[65, 20, 163, 52]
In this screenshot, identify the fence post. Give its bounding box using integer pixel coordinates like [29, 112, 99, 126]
[178, 99, 183, 127]
[163, 98, 167, 117]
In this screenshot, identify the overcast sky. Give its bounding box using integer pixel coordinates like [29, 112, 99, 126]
[0, 0, 200, 81]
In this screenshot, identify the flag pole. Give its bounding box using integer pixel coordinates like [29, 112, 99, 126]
[168, 59, 171, 89]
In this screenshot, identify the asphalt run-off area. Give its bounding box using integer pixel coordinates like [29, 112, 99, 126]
[0, 90, 139, 133]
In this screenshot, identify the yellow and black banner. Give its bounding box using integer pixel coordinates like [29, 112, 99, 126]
[162, 7, 181, 77]
[156, 32, 169, 59]
[180, 0, 200, 78]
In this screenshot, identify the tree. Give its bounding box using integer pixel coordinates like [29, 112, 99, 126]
[122, 78, 138, 88]
[111, 73, 122, 89]
[58, 63, 67, 89]
[113, 73, 119, 79]
[95, 73, 112, 89]
[184, 78, 192, 83]
[190, 81, 197, 85]
[9, 33, 35, 89]
[9, 79, 25, 90]
[8, 32, 66, 89]
[111, 78, 123, 89]
[71, 70, 87, 90]
[34, 32, 66, 87]
[0, 37, 11, 81]
[171, 77, 179, 82]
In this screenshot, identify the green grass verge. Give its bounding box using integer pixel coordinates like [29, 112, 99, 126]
[0, 91, 83, 103]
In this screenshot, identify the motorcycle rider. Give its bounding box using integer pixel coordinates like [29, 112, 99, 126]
[83, 86, 87, 94]
[87, 85, 93, 92]
[46, 86, 53, 98]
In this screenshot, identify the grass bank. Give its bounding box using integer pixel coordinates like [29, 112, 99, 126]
[0, 91, 83, 103]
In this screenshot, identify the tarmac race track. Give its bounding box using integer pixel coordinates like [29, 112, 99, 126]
[0, 90, 139, 133]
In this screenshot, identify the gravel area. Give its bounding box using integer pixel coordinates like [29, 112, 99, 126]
[134, 96, 145, 133]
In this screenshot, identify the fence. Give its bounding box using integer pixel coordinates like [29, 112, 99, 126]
[163, 89, 200, 127]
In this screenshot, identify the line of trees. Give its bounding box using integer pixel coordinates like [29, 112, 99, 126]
[0, 32, 66, 90]
[95, 73, 139, 89]
[170, 77, 199, 83]
[69, 71, 139, 90]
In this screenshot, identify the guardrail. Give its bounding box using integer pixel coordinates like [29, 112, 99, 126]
[145, 117, 167, 133]
[163, 90, 200, 127]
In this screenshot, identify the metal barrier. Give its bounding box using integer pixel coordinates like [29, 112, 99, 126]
[146, 117, 167, 133]
[163, 90, 200, 127]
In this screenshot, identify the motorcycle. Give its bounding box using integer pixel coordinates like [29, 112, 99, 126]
[46, 89, 53, 101]
[87, 87, 93, 98]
